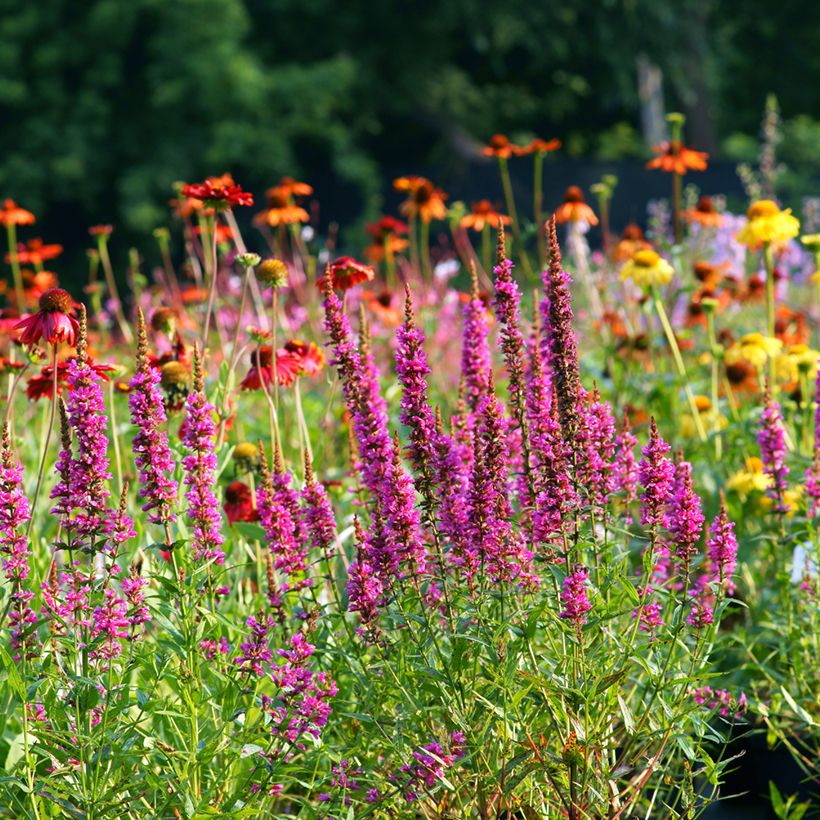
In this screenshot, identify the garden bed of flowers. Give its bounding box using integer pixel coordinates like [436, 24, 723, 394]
[0, 113, 817, 818]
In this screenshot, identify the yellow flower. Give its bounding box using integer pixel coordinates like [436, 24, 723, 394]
[727, 456, 772, 498]
[619, 249, 674, 289]
[736, 200, 800, 248]
[761, 485, 803, 517]
[724, 333, 783, 369]
[776, 344, 819, 383]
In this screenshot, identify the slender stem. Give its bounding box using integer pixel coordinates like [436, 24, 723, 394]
[108, 380, 123, 495]
[6, 223, 25, 314]
[200, 212, 220, 350]
[26, 344, 59, 537]
[97, 235, 133, 343]
[763, 242, 778, 392]
[672, 172, 682, 244]
[498, 157, 532, 276]
[651, 290, 707, 441]
[705, 311, 722, 459]
[419, 219, 432, 281]
[533, 152, 546, 267]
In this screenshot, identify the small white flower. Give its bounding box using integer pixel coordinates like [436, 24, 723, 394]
[790, 542, 818, 585]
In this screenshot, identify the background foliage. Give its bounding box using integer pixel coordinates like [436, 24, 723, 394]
[1, 0, 819, 235]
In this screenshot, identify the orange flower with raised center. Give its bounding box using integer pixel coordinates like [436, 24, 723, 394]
[646, 141, 708, 175]
[693, 260, 729, 288]
[274, 177, 313, 199]
[612, 223, 652, 262]
[394, 176, 448, 224]
[0, 199, 35, 226]
[254, 186, 309, 228]
[14, 288, 79, 347]
[554, 187, 598, 225]
[482, 134, 515, 159]
[315, 257, 375, 292]
[459, 200, 510, 232]
[283, 339, 325, 377]
[683, 195, 723, 227]
[193, 223, 233, 243]
[512, 138, 562, 156]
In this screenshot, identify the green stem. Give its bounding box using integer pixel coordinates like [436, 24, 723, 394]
[533, 152, 545, 267]
[200, 213, 220, 350]
[97, 235, 133, 343]
[763, 242, 778, 391]
[498, 157, 532, 275]
[6, 223, 24, 314]
[651, 289, 707, 442]
[672, 172, 682, 245]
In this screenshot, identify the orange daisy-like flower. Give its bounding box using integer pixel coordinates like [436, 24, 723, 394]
[511, 137, 562, 157]
[554, 186, 598, 226]
[89, 224, 113, 237]
[0, 199, 35, 227]
[22, 270, 59, 304]
[482, 134, 515, 159]
[363, 289, 403, 327]
[254, 187, 310, 228]
[693, 260, 730, 287]
[683, 195, 723, 227]
[315, 256, 375, 292]
[9, 238, 63, 266]
[274, 177, 313, 199]
[612, 223, 652, 262]
[394, 176, 448, 224]
[459, 200, 511, 232]
[283, 339, 325, 377]
[239, 345, 303, 390]
[223, 481, 258, 524]
[181, 175, 253, 209]
[364, 216, 409, 262]
[646, 141, 708, 175]
[14, 288, 79, 347]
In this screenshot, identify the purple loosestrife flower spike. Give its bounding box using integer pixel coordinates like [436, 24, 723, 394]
[576, 386, 617, 508]
[396, 287, 439, 484]
[542, 216, 582, 447]
[234, 612, 276, 677]
[667, 457, 704, 563]
[52, 305, 129, 550]
[128, 308, 177, 526]
[526, 343, 574, 548]
[322, 275, 424, 579]
[493, 225, 531, 460]
[805, 365, 820, 517]
[460, 263, 491, 412]
[638, 418, 675, 529]
[257, 444, 310, 600]
[301, 451, 337, 562]
[0, 425, 38, 659]
[346, 517, 384, 638]
[707, 494, 738, 593]
[758, 384, 790, 514]
[560, 565, 592, 625]
[181, 346, 225, 564]
[613, 411, 639, 505]
[432, 408, 471, 564]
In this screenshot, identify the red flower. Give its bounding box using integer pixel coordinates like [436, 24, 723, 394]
[223, 481, 258, 524]
[482, 134, 515, 159]
[239, 345, 303, 390]
[14, 288, 79, 347]
[315, 256, 375, 292]
[512, 137, 562, 156]
[7, 238, 63, 266]
[89, 225, 114, 237]
[181, 174, 253, 209]
[283, 339, 325, 377]
[26, 358, 115, 401]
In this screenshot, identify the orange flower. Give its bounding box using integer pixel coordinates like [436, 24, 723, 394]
[692, 260, 729, 287]
[554, 186, 598, 225]
[511, 138, 561, 156]
[22, 270, 59, 303]
[283, 339, 325, 377]
[89, 225, 113, 237]
[394, 176, 448, 224]
[459, 200, 510, 232]
[363, 289, 403, 327]
[612, 223, 652, 262]
[315, 257, 375, 292]
[646, 141, 708, 174]
[683, 195, 723, 227]
[482, 134, 515, 159]
[0, 199, 35, 227]
[7, 238, 63, 266]
[254, 186, 309, 228]
[181, 174, 253, 209]
[274, 177, 313, 198]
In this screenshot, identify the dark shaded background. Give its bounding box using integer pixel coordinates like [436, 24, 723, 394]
[1, 0, 819, 275]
